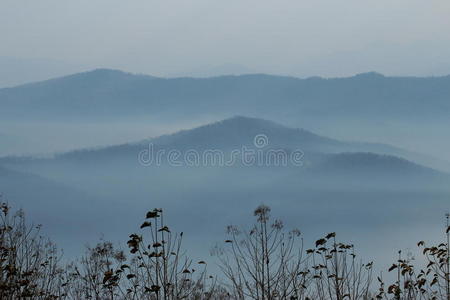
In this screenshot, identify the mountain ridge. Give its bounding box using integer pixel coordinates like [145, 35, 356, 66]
[2, 69, 450, 121]
[5, 68, 450, 90]
[1, 116, 448, 176]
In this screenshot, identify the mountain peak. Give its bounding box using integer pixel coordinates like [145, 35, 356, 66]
[215, 115, 287, 130]
[27, 68, 157, 88]
[64, 68, 133, 80]
[86, 68, 127, 75]
[143, 115, 340, 153]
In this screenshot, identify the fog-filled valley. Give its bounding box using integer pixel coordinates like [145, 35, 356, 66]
[1, 104, 450, 273]
[1, 70, 450, 298]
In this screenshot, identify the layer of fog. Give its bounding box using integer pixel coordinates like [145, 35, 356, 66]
[1, 163, 448, 280]
[1, 116, 449, 281]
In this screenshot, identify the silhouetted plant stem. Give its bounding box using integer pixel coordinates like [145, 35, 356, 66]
[446, 213, 450, 300]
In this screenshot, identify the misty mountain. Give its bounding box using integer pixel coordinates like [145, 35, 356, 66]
[145, 117, 450, 170]
[1, 117, 447, 186]
[0, 116, 339, 164]
[0, 117, 423, 162]
[1, 69, 450, 121]
[50, 116, 450, 172]
[147, 116, 341, 151]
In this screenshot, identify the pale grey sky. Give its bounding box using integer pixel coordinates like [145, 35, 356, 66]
[1, 0, 450, 80]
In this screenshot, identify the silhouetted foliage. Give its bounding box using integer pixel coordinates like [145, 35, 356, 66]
[213, 205, 306, 299]
[375, 214, 450, 300]
[0, 198, 449, 299]
[0, 200, 66, 299]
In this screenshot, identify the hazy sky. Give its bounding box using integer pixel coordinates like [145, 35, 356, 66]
[2, 0, 450, 79]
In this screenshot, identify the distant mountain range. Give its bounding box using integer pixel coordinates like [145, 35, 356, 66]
[1, 69, 450, 121]
[1, 116, 448, 185]
[51, 116, 450, 172]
